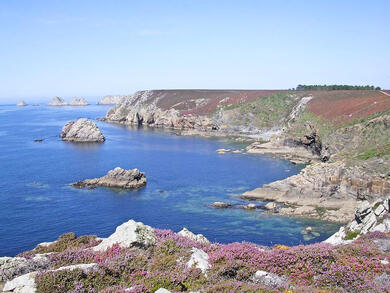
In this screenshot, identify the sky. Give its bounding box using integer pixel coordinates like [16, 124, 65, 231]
[0, 0, 389, 102]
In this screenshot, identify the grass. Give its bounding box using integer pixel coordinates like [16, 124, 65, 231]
[356, 143, 390, 160]
[344, 230, 361, 240]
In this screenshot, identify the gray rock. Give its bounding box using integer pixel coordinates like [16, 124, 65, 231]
[60, 118, 105, 142]
[265, 202, 277, 210]
[155, 289, 171, 293]
[243, 203, 257, 210]
[2, 272, 37, 293]
[48, 96, 68, 106]
[178, 228, 209, 243]
[73, 167, 146, 189]
[186, 248, 210, 274]
[355, 201, 372, 223]
[69, 97, 89, 106]
[0, 255, 49, 283]
[97, 95, 126, 105]
[211, 202, 232, 208]
[92, 219, 156, 251]
[252, 270, 287, 289]
[16, 101, 27, 107]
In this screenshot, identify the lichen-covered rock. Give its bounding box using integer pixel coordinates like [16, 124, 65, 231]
[252, 270, 288, 289]
[2, 271, 37, 292]
[97, 95, 126, 105]
[72, 167, 146, 189]
[0, 255, 49, 283]
[47, 96, 68, 106]
[69, 97, 89, 106]
[92, 219, 156, 251]
[16, 101, 27, 107]
[60, 118, 105, 142]
[186, 248, 210, 273]
[178, 228, 209, 243]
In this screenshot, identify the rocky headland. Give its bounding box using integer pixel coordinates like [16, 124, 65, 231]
[60, 118, 105, 142]
[72, 167, 146, 189]
[47, 96, 69, 106]
[2, 213, 390, 292]
[97, 95, 127, 105]
[101, 89, 390, 223]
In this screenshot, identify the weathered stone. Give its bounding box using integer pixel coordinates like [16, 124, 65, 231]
[93, 219, 156, 251]
[264, 202, 277, 210]
[60, 118, 105, 142]
[16, 101, 27, 107]
[0, 255, 49, 283]
[211, 202, 232, 209]
[48, 96, 68, 106]
[178, 228, 209, 243]
[252, 270, 288, 289]
[243, 203, 257, 210]
[2, 272, 37, 293]
[73, 167, 146, 189]
[186, 248, 210, 274]
[69, 97, 89, 106]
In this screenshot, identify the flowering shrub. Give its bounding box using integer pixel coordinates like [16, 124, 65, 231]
[31, 230, 390, 292]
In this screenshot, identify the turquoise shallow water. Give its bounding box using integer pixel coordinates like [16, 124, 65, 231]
[0, 104, 341, 256]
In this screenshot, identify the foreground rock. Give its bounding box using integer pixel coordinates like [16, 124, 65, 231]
[252, 270, 288, 289]
[242, 160, 390, 222]
[325, 197, 390, 245]
[0, 255, 49, 282]
[60, 118, 105, 142]
[73, 167, 146, 189]
[16, 101, 27, 107]
[47, 96, 68, 106]
[92, 219, 156, 251]
[69, 97, 89, 106]
[186, 248, 210, 274]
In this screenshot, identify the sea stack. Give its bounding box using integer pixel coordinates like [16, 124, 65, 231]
[16, 101, 27, 106]
[72, 167, 147, 189]
[60, 118, 105, 142]
[48, 96, 68, 106]
[69, 97, 89, 106]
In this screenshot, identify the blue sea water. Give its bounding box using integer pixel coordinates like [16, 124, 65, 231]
[0, 105, 341, 256]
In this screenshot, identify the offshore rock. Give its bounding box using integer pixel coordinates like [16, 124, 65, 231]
[47, 96, 68, 106]
[16, 101, 27, 107]
[69, 97, 89, 106]
[73, 167, 146, 189]
[60, 118, 105, 142]
[92, 219, 156, 251]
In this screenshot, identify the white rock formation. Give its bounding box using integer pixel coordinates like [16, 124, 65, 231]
[155, 289, 171, 293]
[93, 219, 156, 251]
[325, 197, 390, 245]
[186, 248, 210, 273]
[69, 97, 89, 106]
[60, 118, 105, 142]
[178, 228, 209, 243]
[47, 96, 68, 106]
[16, 101, 27, 106]
[2, 272, 37, 293]
[252, 270, 288, 288]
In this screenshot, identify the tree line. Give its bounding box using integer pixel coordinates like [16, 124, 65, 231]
[294, 84, 381, 91]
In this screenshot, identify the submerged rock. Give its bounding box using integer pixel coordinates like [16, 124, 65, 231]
[92, 219, 156, 251]
[73, 167, 146, 189]
[60, 118, 105, 142]
[47, 96, 68, 106]
[178, 228, 209, 243]
[16, 101, 27, 107]
[69, 97, 89, 106]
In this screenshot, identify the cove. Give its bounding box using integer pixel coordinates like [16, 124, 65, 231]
[0, 105, 341, 256]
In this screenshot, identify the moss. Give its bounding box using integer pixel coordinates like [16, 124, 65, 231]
[344, 230, 361, 240]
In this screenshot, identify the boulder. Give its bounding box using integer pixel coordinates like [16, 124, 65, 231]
[16, 101, 27, 107]
[69, 97, 89, 106]
[0, 255, 49, 283]
[155, 289, 171, 293]
[252, 270, 288, 289]
[47, 96, 68, 106]
[73, 167, 146, 189]
[186, 248, 210, 273]
[243, 203, 257, 210]
[92, 219, 156, 251]
[211, 202, 232, 209]
[2, 272, 37, 293]
[178, 228, 209, 243]
[265, 202, 277, 210]
[60, 118, 105, 142]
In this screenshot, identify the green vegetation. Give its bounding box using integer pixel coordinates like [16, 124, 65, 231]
[295, 84, 381, 91]
[357, 143, 390, 160]
[344, 230, 361, 240]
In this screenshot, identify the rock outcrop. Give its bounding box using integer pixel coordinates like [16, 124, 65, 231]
[97, 95, 126, 105]
[72, 167, 146, 189]
[178, 228, 209, 243]
[92, 219, 156, 251]
[186, 248, 210, 274]
[47, 96, 68, 106]
[60, 118, 105, 142]
[325, 197, 390, 245]
[252, 270, 288, 289]
[16, 101, 27, 107]
[69, 97, 89, 106]
[0, 255, 49, 283]
[242, 161, 390, 222]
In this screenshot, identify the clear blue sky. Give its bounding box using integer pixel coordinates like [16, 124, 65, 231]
[0, 0, 389, 102]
